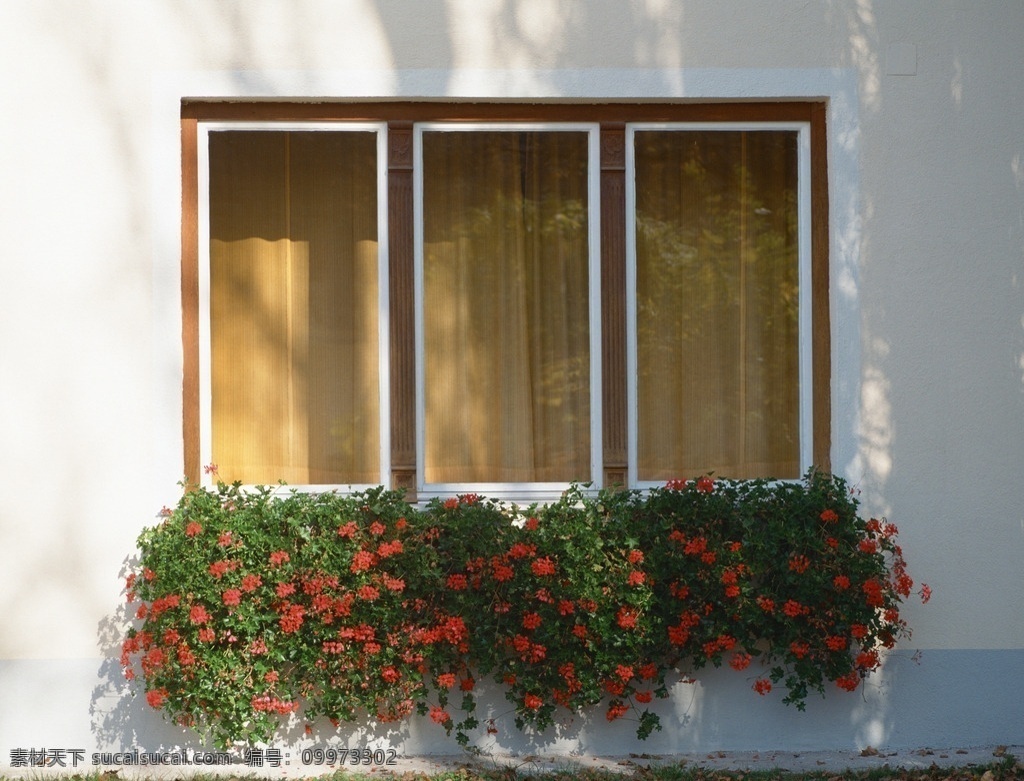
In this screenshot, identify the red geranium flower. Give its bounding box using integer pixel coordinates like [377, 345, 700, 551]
[531, 557, 556, 576]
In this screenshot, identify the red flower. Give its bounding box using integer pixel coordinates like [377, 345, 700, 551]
[683, 537, 707, 556]
[368, 521, 386, 536]
[146, 688, 168, 709]
[635, 690, 653, 704]
[558, 600, 575, 616]
[531, 557, 556, 577]
[383, 575, 406, 592]
[523, 694, 543, 710]
[377, 539, 403, 558]
[836, 672, 861, 692]
[696, 476, 714, 493]
[185, 521, 203, 537]
[508, 543, 535, 559]
[668, 624, 690, 646]
[820, 509, 838, 523]
[381, 666, 401, 683]
[604, 675, 626, 695]
[525, 516, 539, 531]
[616, 607, 639, 629]
[856, 650, 880, 670]
[851, 623, 868, 639]
[628, 549, 644, 564]
[279, 604, 305, 633]
[639, 662, 658, 680]
[919, 584, 932, 604]
[572, 624, 588, 639]
[269, 550, 290, 566]
[189, 605, 210, 624]
[198, 627, 215, 642]
[862, 579, 885, 607]
[788, 555, 810, 574]
[429, 706, 451, 724]
[357, 584, 380, 601]
[241, 574, 262, 592]
[859, 539, 878, 554]
[627, 570, 646, 586]
[460, 677, 475, 691]
[833, 574, 851, 590]
[337, 521, 357, 538]
[606, 702, 629, 721]
[442, 498, 459, 510]
[222, 588, 241, 606]
[350, 550, 377, 573]
[492, 563, 514, 582]
[753, 679, 772, 695]
[825, 635, 848, 651]
[276, 581, 296, 598]
[783, 600, 806, 618]
[446, 573, 468, 590]
[437, 673, 456, 689]
[730, 652, 752, 671]
[208, 560, 234, 579]
[789, 640, 810, 659]
[522, 612, 542, 630]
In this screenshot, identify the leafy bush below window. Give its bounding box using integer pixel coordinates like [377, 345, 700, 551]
[122, 470, 928, 748]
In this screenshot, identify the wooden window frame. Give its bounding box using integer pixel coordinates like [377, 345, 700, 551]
[181, 101, 830, 499]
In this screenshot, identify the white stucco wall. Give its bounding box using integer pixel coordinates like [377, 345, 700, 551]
[1, 0, 1022, 769]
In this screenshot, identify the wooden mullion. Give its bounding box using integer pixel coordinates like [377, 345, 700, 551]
[387, 121, 417, 499]
[600, 124, 627, 488]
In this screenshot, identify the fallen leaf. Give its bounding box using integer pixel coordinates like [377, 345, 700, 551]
[861, 746, 880, 757]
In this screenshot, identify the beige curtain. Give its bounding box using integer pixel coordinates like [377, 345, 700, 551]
[422, 131, 591, 484]
[208, 131, 380, 485]
[634, 130, 800, 480]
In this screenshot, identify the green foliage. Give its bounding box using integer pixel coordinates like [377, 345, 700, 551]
[122, 471, 927, 748]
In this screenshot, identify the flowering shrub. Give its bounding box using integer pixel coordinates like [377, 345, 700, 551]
[122, 471, 929, 748]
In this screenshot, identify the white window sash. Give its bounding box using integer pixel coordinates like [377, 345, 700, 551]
[196, 121, 391, 492]
[625, 121, 813, 489]
[413, 122, 603, 501]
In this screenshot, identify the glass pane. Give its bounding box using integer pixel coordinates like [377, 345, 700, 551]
[422, 131, 591, 484]
[209, 131, 380, 484]
[634, 130, 799, 480]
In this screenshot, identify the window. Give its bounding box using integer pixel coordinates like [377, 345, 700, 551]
[415, 125, 602, 498]
[195, 123, 389, 488]
[627, 124, 811, 486]
[182, 103, 829, 499]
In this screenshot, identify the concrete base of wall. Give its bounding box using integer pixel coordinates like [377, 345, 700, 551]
[2, 649, 1022, 773]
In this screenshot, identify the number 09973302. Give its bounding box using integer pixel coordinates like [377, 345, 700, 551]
[301, 748, 398, 766]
